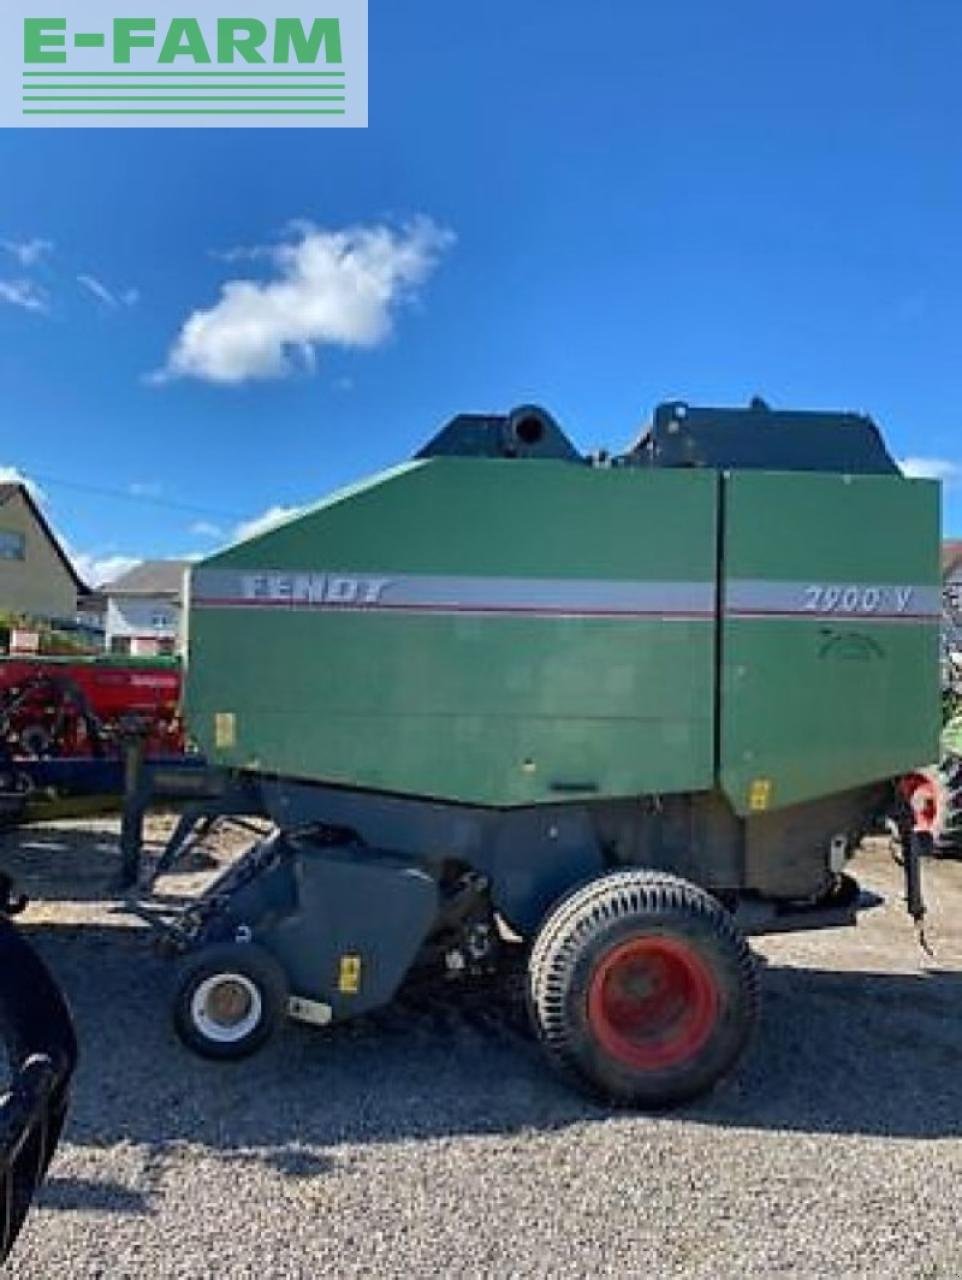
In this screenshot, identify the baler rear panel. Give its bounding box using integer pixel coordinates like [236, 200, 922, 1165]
[188, 460, 719, 806]
[720, 472, 942, 813]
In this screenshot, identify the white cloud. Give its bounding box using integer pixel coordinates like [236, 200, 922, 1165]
[153, 216, 455, 386]
[0, 278, 48, 314]
[233, 504, 304, 543]
[898, 457, 961, 483]
[129, 480, 162, 498]
[78, 273, 139, 309]
[70, 551, 142, 587]
[1, 238, 53, 267]
[190, 519, 224, 539]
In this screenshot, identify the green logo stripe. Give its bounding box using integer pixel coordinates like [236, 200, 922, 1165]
[22, 108, 347, 115]
[23, 94, 346, 101]
[21, 70, 346, 77]
[23, 85, 345, 92]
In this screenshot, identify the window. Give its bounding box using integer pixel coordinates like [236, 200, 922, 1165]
[0, 529, 25, 561]
[151, 611, 173, 630]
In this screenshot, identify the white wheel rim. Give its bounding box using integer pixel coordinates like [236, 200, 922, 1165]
[190, 972, 263, 1044]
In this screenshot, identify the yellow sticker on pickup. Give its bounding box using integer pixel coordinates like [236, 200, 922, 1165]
[749, 778, 773, 812]
[338, 954, 362, 995]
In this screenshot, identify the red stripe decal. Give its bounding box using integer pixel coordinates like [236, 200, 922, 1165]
[191, 598, 714, 619]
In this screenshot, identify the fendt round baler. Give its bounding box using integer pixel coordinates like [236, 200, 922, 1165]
[140, 399, 943, 1106]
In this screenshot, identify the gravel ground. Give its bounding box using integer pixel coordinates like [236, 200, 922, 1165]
[3, 816, 962, 1279]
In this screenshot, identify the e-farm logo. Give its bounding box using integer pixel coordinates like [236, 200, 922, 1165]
[2, 1, 367, 127]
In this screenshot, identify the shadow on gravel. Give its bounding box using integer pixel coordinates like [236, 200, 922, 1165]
[690, 963, 962, 1138]
[0, 825, 215, 902]
[15, 915, 962, 1189]
[0, 826, 154, 903]
[38, 1176, 153, 1216]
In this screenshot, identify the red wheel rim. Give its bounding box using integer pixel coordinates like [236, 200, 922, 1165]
[587, 936, 720, 1071]
[900, 774, 940, 834]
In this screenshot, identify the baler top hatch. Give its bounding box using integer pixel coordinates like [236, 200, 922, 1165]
[633, 398, 900, 475]
[414, 396, 901, 477]
[415, 404, 584, 464]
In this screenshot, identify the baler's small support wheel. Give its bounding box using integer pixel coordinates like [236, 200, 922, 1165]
[527, 870, 758, 1107]
[173, 943, 288, 1061]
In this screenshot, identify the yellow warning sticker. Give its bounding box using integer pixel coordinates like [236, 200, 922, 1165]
[214, 712, 236, 749]
[338, 954, 362, 995]
[749, 778, 773, 812]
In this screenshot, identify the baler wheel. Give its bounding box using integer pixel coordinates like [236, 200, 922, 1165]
[527, 870, 758, 1107]
[173, 943, 288, 1061]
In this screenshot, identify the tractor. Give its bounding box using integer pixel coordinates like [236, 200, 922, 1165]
[898, 596, 962, 854]
[132, 398, 942, 1107]
[0, 878, 77, 1262]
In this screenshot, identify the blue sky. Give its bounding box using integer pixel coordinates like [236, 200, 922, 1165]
[2, 0, 961, 583]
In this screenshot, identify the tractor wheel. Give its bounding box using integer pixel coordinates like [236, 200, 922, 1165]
[901, 761, 962, 856]
[173, 943, 288, 1061]
[940, 757, 962, 854]
[528, 870, 758, 1107]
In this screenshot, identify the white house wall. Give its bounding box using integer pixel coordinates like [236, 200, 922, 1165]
[106, 596, 181, 642]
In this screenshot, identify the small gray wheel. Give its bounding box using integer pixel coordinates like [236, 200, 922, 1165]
[173, 943, 287, 1060]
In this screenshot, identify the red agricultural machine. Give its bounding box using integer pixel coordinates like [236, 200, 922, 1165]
[0, 654, 188, 826]
[0, 655, 184, 760]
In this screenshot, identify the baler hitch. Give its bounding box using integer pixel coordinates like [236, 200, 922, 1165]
[899, 819, 933, 957]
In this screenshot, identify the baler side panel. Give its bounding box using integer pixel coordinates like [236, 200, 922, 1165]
[719, 472, 942, 816]
[186, 462, 720, 807]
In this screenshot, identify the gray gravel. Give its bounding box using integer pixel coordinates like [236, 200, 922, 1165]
[4, 818, 962, 1279]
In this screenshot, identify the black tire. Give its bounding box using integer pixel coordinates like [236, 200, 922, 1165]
[173, 943, 288, 1061]
[909, 761, 962, 856]
[528, 870, 758, 1107]
[935, 756, 962, 855]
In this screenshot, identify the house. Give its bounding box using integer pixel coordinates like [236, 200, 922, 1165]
[945, 540, 962, 592]
[0, 482, 89, 624]
[944, 540, 962, 674]
[104, 560, 189, 656]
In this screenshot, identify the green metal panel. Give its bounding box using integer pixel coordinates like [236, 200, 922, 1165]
[185, 460, 719, 806]
[720, 472, 942, 815]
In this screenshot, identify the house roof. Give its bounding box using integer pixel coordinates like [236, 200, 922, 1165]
[0, 482, 89, 595]
[105, 559, 189, 598]
[944, 540, 962, 579]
